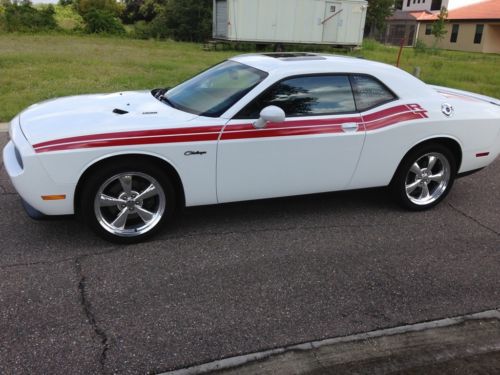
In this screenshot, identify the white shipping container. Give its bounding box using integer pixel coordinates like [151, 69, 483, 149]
[213, 0, 368, 46]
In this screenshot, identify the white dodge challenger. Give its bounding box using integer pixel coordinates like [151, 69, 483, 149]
[4, 53, 500, 242]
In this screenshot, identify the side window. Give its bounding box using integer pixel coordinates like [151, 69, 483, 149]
[235, 75, 356, 119]
[350, 75, 397, 111]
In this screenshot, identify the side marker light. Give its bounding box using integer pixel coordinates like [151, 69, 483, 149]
[41, 195, 66, 201]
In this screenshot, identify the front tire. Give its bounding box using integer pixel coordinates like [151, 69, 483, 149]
[391, 143, 457, 210]
[79, 159, 176, 243]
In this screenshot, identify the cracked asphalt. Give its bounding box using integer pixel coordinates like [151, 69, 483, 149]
[0, 132, 499, 374]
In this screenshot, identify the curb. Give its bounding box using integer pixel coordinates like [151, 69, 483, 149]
[0, 123, 8, 132]
[161, 309, 500, 375]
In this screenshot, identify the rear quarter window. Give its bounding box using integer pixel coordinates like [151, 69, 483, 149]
[350, 75, 397, 111]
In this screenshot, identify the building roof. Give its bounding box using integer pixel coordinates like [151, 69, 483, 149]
[446, 0, 500, 20]
[390, 0, 500, 22]
[388, 9, 437, 21]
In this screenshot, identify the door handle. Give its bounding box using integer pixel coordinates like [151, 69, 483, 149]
[341, 122, 358, 132]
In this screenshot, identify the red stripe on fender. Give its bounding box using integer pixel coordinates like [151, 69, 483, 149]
[36, 133, 219, 153]
[364, 112, 425, 131]
[362, 104, 412, 122]
[476, 152, 490, 157]
[33, 126, 224, 149]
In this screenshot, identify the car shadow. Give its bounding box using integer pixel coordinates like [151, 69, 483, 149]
[167, 187, 397, 236]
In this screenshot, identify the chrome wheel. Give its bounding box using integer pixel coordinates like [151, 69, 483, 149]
[94, 172, 166, 237]
[405, 152, 451, 206]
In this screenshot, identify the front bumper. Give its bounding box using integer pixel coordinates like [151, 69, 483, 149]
[3, 118, 75, 215]
[21, 198, 47, 220]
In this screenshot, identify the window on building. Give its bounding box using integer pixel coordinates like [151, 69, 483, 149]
[474, 24, 484, 44]
[425, 24, 432, 35]
[450, 24, 459, 43]
[431, 0, 442, 11]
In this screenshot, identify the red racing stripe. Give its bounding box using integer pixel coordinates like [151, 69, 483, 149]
[33, 126, 224, 149]
[33, 104, 428, 153]
[224, 116, 362, 132]
[364, 111, 425, 131]
[36, 132, 220, 153]
[221, 124, 345, 140]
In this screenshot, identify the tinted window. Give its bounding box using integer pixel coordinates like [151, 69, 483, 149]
[165, 61, 267, 117]
[350, 75, 396, 111]
[236, 75, 356, 119]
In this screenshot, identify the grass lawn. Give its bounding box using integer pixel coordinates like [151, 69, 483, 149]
[0, 33, 499, 122]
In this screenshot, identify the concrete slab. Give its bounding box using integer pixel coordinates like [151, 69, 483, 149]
[162, 310, 500, 375]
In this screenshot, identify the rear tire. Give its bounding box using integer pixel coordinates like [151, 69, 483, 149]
[79, 159, 176, 243]
[390, 143, 457, 210]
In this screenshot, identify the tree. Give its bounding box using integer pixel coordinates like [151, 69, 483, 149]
[161, 0, 212, 42]
[365, 0, 395, 37]
[83, 8, 125, 34]
[431, 7, 448, 47]
[74, 0, 122, 17]
[2, 1, 58, 31]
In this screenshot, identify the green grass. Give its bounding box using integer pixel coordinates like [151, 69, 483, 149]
[0, 34, 499, 122]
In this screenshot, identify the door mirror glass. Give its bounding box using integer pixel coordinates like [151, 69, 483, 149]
[253, 105, 285, 129]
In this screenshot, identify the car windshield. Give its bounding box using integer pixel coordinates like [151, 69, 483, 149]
[163, 61, 268, 117]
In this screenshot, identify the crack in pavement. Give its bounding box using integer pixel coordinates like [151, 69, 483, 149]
[74, 256, 109, 375]
[0, 245, 120, 269]
[0, 257, 77, 270]
[447, 202, 500, 236]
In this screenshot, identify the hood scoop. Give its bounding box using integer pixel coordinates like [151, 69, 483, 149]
[113, 108, 129, 115]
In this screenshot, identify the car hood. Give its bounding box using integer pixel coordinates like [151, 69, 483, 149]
[19, 91, 199, 145]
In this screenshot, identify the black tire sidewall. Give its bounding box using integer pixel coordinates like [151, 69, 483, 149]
[79, 159, 176, 243]
[391, 143, 457, 210]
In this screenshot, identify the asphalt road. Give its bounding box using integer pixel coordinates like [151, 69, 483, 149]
[1, 132, 499, 374]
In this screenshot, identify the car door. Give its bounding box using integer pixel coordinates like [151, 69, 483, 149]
[216, 74, 366, 203]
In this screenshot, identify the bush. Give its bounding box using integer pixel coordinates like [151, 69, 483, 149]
[162, 0, 212, 42]
[54, 4, 84, 30]
[414, 39, 428, 54]
[75, 0, 122, 17]
[131, 0, 211, 42]
[2, 2, 58, 32]
[83, 8, 124, 34]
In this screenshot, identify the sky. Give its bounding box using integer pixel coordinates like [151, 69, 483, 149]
[31, 0, 59, 3]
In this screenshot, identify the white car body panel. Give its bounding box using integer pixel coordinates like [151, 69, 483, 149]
[4, 54, 500, 216]
[217, 117, 365, 202]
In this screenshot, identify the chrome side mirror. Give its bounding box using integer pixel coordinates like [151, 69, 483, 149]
[253, 106, 286, 129]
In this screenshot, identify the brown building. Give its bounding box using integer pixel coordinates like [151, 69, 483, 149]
[384, 0, 500, 53]
[417, 0, 500, 53]
[383, 10, 434, 46]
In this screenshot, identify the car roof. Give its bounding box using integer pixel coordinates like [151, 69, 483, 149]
[231, 53, 395, 75]
[229, 53, 434, 100]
